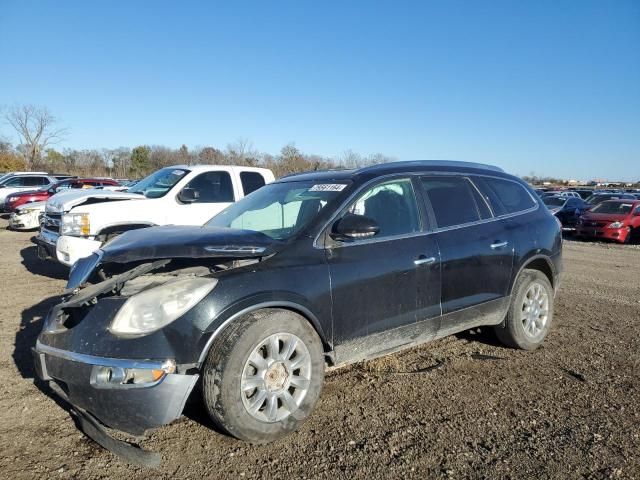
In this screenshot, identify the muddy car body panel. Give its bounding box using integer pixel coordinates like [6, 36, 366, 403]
[34, 160, 562, 438]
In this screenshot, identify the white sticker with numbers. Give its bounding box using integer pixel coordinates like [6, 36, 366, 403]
[309, 184, 347, 192]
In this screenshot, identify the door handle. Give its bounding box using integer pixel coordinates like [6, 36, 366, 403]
[414, 256, 437, 266]
[490, 241, 508, 249]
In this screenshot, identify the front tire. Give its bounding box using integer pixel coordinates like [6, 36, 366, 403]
[495, 269, 554, 350]
[202, 309, 325, 443]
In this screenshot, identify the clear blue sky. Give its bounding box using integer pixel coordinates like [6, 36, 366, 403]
[1, 1, 638, 180]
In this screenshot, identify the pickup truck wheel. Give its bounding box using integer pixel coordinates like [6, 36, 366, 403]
[201, 309, 324, 443]
[495, 269, 554, 350]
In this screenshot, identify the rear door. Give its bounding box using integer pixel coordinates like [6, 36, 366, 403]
[327, 177, 440, 344]
[419, 175, 514, 331]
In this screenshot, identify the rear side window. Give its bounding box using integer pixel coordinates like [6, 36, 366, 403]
[474, 176, 536, 215]
[240, 171, 266, 195]
[183, 171, 234, 203]
[420, 176, 489, 228]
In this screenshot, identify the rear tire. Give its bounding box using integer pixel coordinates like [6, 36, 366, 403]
[202, 309, 325, 443]
[495, 269, 554, 350]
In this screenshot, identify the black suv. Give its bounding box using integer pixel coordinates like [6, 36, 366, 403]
[33, 161, 562, 454]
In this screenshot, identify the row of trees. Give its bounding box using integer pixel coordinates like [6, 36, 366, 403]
[1, 104, 394, 179]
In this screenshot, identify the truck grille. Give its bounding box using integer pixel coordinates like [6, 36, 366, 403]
[42, 213, 62, 234]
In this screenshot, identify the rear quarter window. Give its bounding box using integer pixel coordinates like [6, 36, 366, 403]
[473, 176, 536, 215]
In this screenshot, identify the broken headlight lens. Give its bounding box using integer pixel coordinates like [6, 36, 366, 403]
[109, 277, 217, 336]
[61, 213, 90, 236]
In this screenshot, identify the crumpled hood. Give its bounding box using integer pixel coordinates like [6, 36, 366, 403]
[100, 225, 282, 264]
[46, 189, 144, 213]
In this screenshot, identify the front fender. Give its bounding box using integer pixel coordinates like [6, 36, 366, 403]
[195, 293, 329, 366]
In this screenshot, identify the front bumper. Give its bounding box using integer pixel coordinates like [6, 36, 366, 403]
[34, 229, 59, 260]
[9, 210, 41, 230]
[33, 341, 199, 435]
[576, 226, 629, 243]
[56, 235, 103, 267]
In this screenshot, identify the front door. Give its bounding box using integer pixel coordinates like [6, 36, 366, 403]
[326, 178, 440, 348]
[171, 171, 236, 225]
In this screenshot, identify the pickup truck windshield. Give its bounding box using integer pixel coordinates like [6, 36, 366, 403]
[206, 181, 349, 240]
[127, 168, 189, 198]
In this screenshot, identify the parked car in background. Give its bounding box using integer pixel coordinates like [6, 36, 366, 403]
[569, 189, 594, 200]
[576, 199, 640, 244]
[3, 178, 120, 213]
[0, 171, 48, 182]
[0, 173, 57, 206]
[35, 165, 274, 266]
[584, 192, 636, 210]
[33, 160, 562, 450]
[9, 201, 46, 230]
[541, 190, 581, 199]
[542, 195, 588, 229]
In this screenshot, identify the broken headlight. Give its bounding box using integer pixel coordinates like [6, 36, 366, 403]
[109, 277, 217, 336]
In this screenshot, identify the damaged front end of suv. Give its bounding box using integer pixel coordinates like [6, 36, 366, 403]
[32, 225, 280, 464]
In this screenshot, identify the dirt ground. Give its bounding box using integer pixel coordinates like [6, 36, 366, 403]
[0, 219, 638, 480]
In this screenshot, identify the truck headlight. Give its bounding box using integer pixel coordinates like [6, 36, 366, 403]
[608, 221, 623, 228]
[61, 213, 90, 236]
[109, 277, 217, 336]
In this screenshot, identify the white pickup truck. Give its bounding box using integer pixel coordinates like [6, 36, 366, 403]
[35, 165, 275, 267]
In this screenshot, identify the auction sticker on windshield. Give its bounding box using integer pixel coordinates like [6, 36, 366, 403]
[309, 184, 347, 192]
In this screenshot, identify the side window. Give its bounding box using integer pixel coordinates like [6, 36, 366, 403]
[24, 176, 48, 186]
[183, 171, 234, 203]
[343, 179, 420, 238]
[474, 177, 536, 215]
[240, 171, 266, 195]
[421, 176, 486, 228]
[5, 177, 25, 187]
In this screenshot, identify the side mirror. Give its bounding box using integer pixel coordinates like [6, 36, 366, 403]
[178, 187, 199, 204]
[331, 214, 380, 240]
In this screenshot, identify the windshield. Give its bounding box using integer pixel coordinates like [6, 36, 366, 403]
[543, 196, 566, 207]
[206, 181, 349, 240]
[591, 201, 634, 215]
[127, 168, 189, 198]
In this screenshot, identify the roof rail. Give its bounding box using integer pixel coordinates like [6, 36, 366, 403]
[358, 160, 505, 173]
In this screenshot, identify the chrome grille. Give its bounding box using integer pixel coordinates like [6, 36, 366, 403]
[42, 213, 62, 233]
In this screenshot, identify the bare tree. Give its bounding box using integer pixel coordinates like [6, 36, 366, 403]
[4, 105, 68, 169]
[226, 137, 257, 165]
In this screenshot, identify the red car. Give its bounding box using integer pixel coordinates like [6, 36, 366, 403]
[576, 199, 640, 244]
[3, 178, 120, 212]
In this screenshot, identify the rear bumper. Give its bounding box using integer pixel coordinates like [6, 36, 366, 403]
[33, 341, 198, 436]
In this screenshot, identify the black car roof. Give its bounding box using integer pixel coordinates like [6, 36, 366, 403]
[275, 160, 510, 184]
